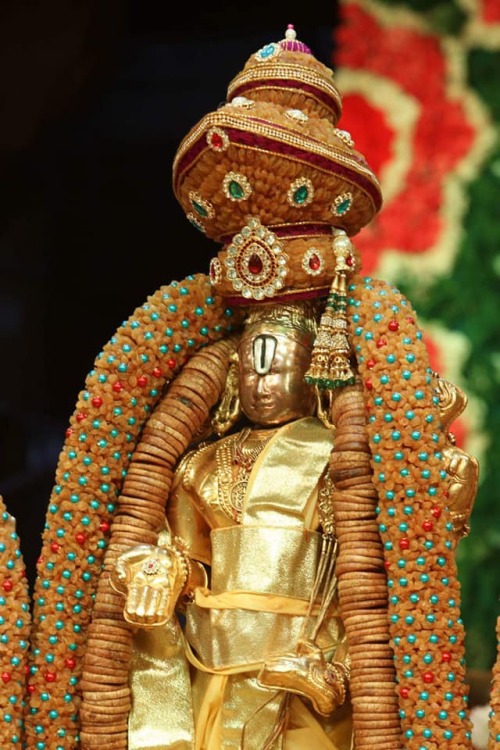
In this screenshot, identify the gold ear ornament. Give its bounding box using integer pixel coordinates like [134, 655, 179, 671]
[211, 350, 242, 436]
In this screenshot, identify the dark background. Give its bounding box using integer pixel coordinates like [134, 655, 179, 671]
[0, 0, 337, 588]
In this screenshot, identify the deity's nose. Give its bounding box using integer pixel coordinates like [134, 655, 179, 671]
[255, 375, 270, 395]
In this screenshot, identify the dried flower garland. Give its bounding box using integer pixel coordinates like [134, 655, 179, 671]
[25, 273, 242, 750]
[488, 617, 500, 749]
[23, 267, 475, 750]
[347, 274, 473, 748]
[0, 497, 31, 749]
[329, 383, 399, 748]
[79, 335, 238, 750]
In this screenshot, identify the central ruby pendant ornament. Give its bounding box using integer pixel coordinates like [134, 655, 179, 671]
[223, 217, 289, 300]
[248, 254, 263, 274]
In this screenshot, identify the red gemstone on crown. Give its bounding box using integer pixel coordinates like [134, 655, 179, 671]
[248, 254, 263, 274]
[309, 253, 321, 271]
[211, 133, 223, 149]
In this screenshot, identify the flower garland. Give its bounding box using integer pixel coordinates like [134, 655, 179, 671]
[336, 0, 486, 276]
[25, 273, 242, 750]
[348, 274, 473, 748]
[79, 335, 237, 749]
[489, 617, 500, 749]
[24, 267, 475, 749]
[330, 383, 399, 748]
[0, 497, 31, 749]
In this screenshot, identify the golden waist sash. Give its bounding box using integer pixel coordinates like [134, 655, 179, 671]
[185, 527, 342, 672]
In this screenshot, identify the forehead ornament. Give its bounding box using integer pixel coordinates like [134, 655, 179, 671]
[252, 336, 278, 375]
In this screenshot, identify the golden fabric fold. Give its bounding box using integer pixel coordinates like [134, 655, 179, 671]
[243, 416, 334, 526]
[194, 587, 325, 616]
[209, 525, 323, 597]
[129, 620, 195, 749]
[185, 525, 343, 671]
[129, 416, 350, 748]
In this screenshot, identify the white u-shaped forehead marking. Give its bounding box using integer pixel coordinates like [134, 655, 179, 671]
[252, 335, 277, 374]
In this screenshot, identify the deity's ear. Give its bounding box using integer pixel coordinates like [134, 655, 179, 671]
[211, 350, 242, 436]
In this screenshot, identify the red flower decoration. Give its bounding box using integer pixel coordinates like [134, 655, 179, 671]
[334, 2, 480, 273]
[481, 0, 500, 23]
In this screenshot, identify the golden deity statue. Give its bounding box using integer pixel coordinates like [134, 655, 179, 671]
[110, 300, 353, 748]
[21, 23, 480, 750]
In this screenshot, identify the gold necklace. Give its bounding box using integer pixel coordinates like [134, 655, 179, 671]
[216, 427, 273, 522]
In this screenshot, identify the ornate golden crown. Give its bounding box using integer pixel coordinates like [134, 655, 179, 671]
[172, 26, 383, 305]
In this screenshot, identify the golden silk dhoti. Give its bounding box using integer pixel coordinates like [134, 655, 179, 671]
[128, 418, 352, 749]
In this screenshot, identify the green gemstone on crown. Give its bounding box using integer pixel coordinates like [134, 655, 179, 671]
[333, 194, 353, 216]
[337, 199, 351, 214]
[229, 181, 245, 199]
[293, 185, 309, 204]
[192, 200, 208, 217]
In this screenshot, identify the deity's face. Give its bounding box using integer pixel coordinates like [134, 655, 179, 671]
[237, 329, 316, 426]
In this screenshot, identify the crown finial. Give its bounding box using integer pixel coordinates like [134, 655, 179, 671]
[280, 24, 311, 54]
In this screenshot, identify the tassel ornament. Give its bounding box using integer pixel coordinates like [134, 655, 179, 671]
[305, 229, 356, 391]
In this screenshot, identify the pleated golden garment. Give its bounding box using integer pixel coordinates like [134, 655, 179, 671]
[129, 418, 353, 749]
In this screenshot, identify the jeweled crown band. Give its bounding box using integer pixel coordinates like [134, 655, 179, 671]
[174, 110, 380, 193]
[227, 63, 342, 124]
[209, 217, 357, 305]
[219, 221, 333, 246]
[173, 107, 382, 245]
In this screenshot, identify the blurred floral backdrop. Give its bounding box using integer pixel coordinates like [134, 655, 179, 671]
[334, 0, 500, 671]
